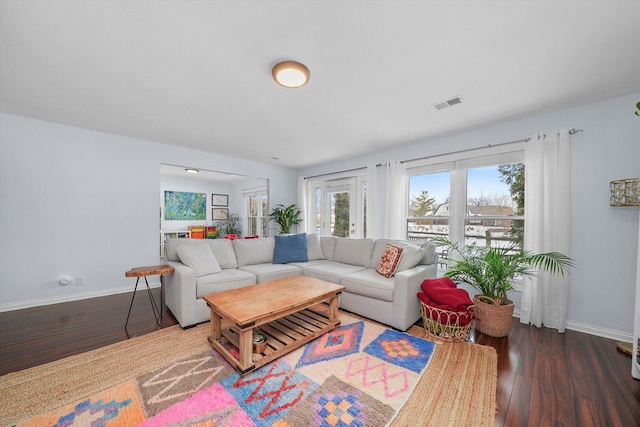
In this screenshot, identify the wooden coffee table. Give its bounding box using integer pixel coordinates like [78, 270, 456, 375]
[203, 276, 345, 375]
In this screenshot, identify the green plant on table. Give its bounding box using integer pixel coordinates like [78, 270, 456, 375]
[215, 213, 242, 236]
[432, 236, 574, 306]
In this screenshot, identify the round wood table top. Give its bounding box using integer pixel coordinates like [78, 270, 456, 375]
[125, 264, 175, 277]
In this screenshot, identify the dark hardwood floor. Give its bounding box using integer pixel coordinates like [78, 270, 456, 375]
[1, 290, 639, 426]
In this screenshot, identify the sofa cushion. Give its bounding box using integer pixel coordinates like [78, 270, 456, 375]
[165, 238, 204, 262]
[288, 259, 330, 274]
[375, 244, 404, 278]
[239, 263, 301, 283]
[273, 233, 308, 264]
[320, 236, 338, 261]
[175, 244, 221, 277]
[332, 238, 374, 267]
[421, 241, 437, 265]
[205, 239, 238, 269]
[304, 262, 367, 284]
[195, 269, 256, 298]
[233, 238, 275, 267]
[307, 233, 325, 260]
[397, 243, 425, 272]
[370, 239, 425, 272]
[341, 269, 395, 302]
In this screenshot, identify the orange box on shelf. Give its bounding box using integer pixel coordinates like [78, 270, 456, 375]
[189, 226, 205, 239]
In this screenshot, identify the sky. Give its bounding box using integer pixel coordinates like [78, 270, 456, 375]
[408, 166, 514, 207]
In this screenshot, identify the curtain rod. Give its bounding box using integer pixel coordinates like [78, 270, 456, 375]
[401, 128, 582, 165]
[303, 128, 583, 179]
[303, 166, 366, 180]
[400, 137, 528, 165]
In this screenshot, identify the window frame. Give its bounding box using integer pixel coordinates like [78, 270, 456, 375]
[406, 145, 526, 287]
[304, 171, 367, 238]
[243, 187, 268, 237]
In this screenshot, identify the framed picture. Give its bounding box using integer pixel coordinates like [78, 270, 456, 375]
[164, 191, 206, 220]
[212, 208, 229, 220]
[211, 194, 228, 207]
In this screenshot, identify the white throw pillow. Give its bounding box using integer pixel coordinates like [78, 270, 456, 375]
[176, 244, 222, 277]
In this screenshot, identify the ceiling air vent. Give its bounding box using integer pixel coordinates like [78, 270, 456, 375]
[433, 96, 463, 111]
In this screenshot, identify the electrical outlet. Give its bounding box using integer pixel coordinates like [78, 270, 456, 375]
[76, 275, 86, 286]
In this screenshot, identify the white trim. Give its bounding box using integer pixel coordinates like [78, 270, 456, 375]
[564, 320, 633, 343]
[0, 282, 161, 313]
[512, 308, 632, 342]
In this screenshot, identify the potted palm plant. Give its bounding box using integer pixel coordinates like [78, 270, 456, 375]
[268, 204, 302, 234]
[433, 237, 574, 337]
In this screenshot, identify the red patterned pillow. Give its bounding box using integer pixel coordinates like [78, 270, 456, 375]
[376, 244, 404, 278]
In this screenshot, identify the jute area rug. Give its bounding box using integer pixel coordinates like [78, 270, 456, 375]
[0, 312, 496, 427]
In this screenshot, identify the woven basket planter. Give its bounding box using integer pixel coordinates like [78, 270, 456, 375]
[420, 301, 475, 342]
[473, 295, 514, 337]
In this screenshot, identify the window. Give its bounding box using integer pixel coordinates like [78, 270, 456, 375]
[465, 164, 524, 251]
[244, 188, 268, 237]
[407, 150, 525, 257]
[305, 174, 366, 238]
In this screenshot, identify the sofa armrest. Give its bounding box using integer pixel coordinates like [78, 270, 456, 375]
[391, 263, 438, 330]
[165, 261, 198, 328]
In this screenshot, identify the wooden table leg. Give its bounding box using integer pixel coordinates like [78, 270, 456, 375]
[328, 293, 340, 325]
[238, 327, 254, 373]
[159, 274, 165, 328]
[209, 308, 221, 345]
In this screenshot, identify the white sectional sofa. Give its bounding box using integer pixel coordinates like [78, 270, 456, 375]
[164, 234, 437, 331]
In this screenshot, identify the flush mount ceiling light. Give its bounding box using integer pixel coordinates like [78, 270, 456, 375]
[185, 168, 199, 174]
[272, 61, 310, 88]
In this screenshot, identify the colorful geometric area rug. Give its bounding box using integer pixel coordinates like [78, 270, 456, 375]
[0, 312, 497, 427]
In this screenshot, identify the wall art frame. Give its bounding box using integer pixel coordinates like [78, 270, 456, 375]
[164, 191, 206, 220]
[211, 193, 229, 207]
[212, 208, 229, 220]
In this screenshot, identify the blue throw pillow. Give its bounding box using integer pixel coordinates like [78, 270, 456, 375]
[273, 233, 309, 264]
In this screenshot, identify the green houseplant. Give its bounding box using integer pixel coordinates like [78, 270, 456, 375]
[268, 204, 303, 234]
[433, 236, 574, 336]
[215, 213, 242, 237]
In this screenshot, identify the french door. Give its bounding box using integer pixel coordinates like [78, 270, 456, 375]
[309, 177, 364, 238]
[325, 179, 356, 237]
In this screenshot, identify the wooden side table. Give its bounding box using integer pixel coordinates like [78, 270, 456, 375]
[124, 264, 174, 330]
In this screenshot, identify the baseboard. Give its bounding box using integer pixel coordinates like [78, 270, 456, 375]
[512, 308, 632, 342]
[0, 282, 161, 313]
[564, 320, 633, 343]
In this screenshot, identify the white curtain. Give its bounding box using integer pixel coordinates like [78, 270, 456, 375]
[296, 176, 309, 234]
[366, 163, 381, 240]
[383, 160, 408, 239]
[520, 129, 571, 332]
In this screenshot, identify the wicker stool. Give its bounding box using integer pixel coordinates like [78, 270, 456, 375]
[420, 301, 474, 342]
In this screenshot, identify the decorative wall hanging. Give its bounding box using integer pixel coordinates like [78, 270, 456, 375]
[164, 191, 206, 220]
[211, 194, 229, 207]
[212, 208, 229, 220]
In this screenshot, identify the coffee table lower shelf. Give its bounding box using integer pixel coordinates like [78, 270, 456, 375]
[208, 307, 339, 375]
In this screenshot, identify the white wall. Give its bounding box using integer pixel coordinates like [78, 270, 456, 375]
[298, 92, 640, 340]
[0, 113, 297, 310]
[2, 92, 638, 340]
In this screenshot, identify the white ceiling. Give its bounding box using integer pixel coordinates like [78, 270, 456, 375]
[2, 1, 639, 169]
